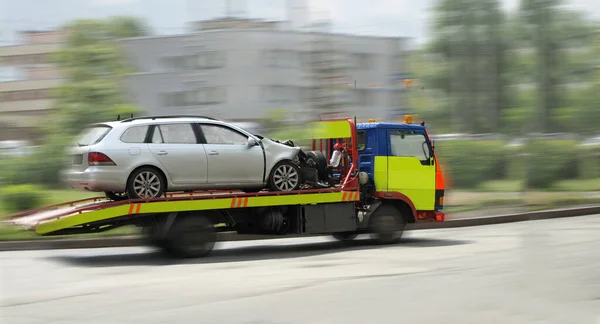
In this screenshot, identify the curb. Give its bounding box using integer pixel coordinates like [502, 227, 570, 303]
[1, 205, 598, 252]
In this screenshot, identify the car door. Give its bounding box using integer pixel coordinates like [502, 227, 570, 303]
[386, 129, 436, 211]
[198, 123, 265, 185]
[147, 123, 208, 185]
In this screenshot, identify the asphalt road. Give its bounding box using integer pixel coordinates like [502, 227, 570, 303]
[1, 215, 599, 324]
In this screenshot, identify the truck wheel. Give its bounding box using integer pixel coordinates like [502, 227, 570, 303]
[165, 215, 216, 258]
[306, 151, 328, 180]
[141, 224, 169, 250]
[369, 205, 406, 244]
[332, 232, 358, 242]
[268, 160, 302, 191]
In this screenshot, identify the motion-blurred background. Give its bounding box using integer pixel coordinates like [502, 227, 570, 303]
[0, 0, 599, 239]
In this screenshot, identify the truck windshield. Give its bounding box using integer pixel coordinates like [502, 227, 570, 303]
[389, 131, 430, 161]
[76, 125, 112, 146]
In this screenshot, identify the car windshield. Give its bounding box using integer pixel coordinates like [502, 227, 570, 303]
[76, 125, 112, 146]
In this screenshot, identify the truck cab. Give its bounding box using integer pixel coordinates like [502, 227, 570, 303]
[356, 116, 445, 221]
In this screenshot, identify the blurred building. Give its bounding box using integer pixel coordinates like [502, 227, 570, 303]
[0, 30, 67, 142]
[121, 17, 409, 122]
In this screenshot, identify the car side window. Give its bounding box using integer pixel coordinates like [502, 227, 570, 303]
[152, 123, 196, 144]
[120, 125, 149, 143]
[201, 124, 248, 145]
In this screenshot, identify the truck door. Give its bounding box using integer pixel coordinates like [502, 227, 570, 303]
[386, 129, 436, 211]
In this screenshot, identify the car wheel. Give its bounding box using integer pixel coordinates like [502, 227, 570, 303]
[268, 160, 302, 191]
[241, 187, 263, 193]
[306, 151, 328, 180]
[127, 167, 165, 199]
[105, 191, 129, 201]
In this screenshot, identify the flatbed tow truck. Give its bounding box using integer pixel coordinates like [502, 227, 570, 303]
[7, 116, 446, 258]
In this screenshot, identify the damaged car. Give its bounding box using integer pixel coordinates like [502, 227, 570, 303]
[61, 115, 312, 200]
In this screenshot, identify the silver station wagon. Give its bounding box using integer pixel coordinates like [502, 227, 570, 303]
[61, 116, 304, 200]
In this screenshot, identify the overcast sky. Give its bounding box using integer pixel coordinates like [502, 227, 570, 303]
[1, 0, 599, 45]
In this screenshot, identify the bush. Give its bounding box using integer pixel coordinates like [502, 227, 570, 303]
[579, 145, 600, 180]
[525, 139, 580, 189]
[1, 184, 45, 214]
[3, 136, 70, 188]
[435, 140, 507, 189]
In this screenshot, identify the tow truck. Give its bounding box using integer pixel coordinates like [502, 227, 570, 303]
[8, 115, 446, 258]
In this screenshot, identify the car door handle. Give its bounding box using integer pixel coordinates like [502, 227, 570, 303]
[208, 151, 219, 155]
[157, 151, 168, 155]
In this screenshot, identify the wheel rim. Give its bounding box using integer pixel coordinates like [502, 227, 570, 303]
[273, 164, 299, 191]
[133, 171, 161, 198]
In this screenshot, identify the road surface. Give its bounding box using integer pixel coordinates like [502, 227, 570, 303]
[1, 215, 599, 324]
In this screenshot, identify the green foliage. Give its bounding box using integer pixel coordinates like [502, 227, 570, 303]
[2, 134, 71, 187]
[1, 185, 45, 214]
[17, 16, 149, 189]
[435, 140, 507, 188]
[525, 139, 580, 189]
[579, 145, 600, 179]
[53, 17, 147, 137]
[417, 0, 599, 135]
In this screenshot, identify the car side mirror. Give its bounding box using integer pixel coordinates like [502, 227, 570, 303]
[247, 137, 258, 147]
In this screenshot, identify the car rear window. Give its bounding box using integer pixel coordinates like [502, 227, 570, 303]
[77, 125, 112, 146]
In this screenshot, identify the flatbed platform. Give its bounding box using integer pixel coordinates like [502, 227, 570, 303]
[8, 187, 360, 235]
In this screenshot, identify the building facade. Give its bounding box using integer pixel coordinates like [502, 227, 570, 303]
[0, 30, 67, 142]
[121, 22, 409, 123]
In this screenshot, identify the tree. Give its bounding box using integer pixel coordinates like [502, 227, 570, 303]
[51, 17, 149, 136]
[421, 0, 512, 133]
[6, 17, 150, 188]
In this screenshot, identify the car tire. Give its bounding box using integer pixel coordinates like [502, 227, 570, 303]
[105, 191, 129, 201]
[268, 160, 302, 191]
[126, 167, 166, 199]
[306, 151, 328, 180]
[241, 187, 263, 193]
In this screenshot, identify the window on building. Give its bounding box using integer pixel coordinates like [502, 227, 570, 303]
[196, 51, 225, 69]
[152, 123, 197, 144]
[161, 56, 188, 71]
[197, 86, 226, 105]
[163, 87, 226, 108]
[120, 125, 149, 143]
[389, 131, 430, 161]
[200, 124, 247, 145]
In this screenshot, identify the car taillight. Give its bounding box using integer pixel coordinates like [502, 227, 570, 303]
[88, 152, 116, 166]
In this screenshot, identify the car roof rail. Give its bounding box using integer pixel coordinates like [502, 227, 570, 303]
[120, 115, 220, 123]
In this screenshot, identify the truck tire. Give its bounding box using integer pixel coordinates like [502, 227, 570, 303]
[369, 204, 406, 244]
[142, 223, 169, 250]
[306, 151, 328, 180]
[332, 232, 358, 242]
[164, 215, 216, 258]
